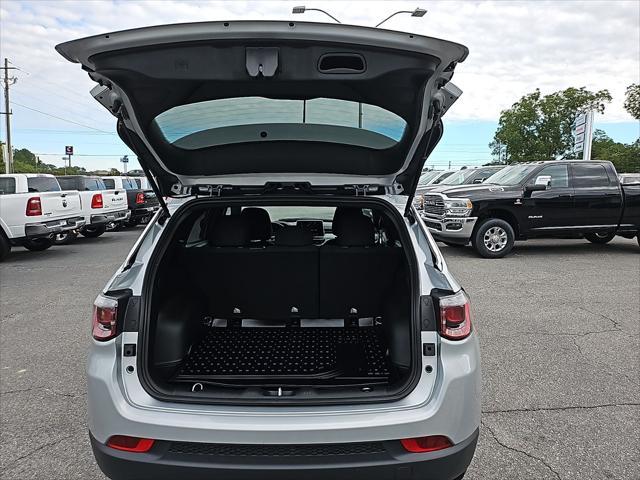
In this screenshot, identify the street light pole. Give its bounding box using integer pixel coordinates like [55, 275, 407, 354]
[1, 58, 18, 174]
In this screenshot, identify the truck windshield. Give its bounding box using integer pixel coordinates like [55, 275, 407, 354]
[484, 164, 540, 186]
[439, 169, 475, 185]
[418, 171, 441, 185]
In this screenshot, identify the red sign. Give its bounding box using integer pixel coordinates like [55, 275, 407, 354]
[65, 146, 74, 155]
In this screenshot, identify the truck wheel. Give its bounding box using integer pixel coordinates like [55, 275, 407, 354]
[472, 218, 515, 258]
[0, 234, 10, 261]
[81, 226, 106, 238]
[584, 232, 615, 244]
[23, 237, 53, 251]
[53, 231, 78, 245]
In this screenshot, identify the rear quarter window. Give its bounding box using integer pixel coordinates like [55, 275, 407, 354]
[0, 177, 16, 194]
[27, 176, 61, 192]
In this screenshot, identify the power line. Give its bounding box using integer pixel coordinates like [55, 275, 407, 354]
[9, 101, 112, 133]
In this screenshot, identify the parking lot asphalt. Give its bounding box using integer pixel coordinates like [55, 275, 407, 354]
[0, 231, 638, 479]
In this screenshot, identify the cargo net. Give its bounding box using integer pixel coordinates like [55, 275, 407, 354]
[174, 327, 391, 385]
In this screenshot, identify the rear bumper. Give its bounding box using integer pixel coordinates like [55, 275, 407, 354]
[24, 216, 86, 238]
[90, 209, 131, 225]
[421, 215, 477, 244]
[90, 429, 478, 480]
[130, 205, 159, 220]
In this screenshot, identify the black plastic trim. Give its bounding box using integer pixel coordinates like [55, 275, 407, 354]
[89, 428, 478, 480]
[137, 195, 423, 407]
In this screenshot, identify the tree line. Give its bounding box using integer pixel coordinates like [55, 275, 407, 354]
[490, 84, 639, 172]
[0, 148, 123, 176]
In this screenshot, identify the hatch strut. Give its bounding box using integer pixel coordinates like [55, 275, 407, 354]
[117, 117, 171, 218]
[404, 101, 443, 218]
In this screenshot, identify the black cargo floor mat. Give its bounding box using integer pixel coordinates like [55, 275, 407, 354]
[174, 327, 390, 384]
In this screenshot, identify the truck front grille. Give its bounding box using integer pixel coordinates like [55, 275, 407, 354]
[423, 195, 446, 216]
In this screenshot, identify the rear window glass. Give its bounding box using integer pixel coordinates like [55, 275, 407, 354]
[86, 178, 106, 191]
[153, 97, 407, 150]
[27, 176, 61, 192]
[0, 177, 16, 194]
[122, 178, 138, 190]
[103, 178, 115, 189]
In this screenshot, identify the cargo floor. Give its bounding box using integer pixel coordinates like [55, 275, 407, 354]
[173, 326, 391, 386]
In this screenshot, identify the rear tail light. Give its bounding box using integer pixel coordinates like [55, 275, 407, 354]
[438, 290, 472, 340]
[135, 192, 145, 204]
[25, 197, 42, 216]
[91, 193, 103, 209]
[401, 435, 453, 453]
[92, 295, 119, 341]
[107, 435, 155, 453]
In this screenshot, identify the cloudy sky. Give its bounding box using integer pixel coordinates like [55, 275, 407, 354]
[1, 0, 638, 171]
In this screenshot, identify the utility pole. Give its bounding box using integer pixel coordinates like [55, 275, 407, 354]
[1, 58, 17, 174]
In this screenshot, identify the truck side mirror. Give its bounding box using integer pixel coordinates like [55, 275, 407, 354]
[524, 183, 547, 194]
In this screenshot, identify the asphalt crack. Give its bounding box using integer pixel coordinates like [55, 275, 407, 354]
[483, 402, 640, 414]
[482, 419, 562, 480]
[0, 387, 86, 398]
[2, 434, 74, 470]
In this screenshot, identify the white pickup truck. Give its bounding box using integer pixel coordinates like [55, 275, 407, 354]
[0, 173, 85, 260]
[55, 175, 130, 244]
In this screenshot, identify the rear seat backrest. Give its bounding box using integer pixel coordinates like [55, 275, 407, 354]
[243, 227, 319, 319]
[319, 212, 402, 318]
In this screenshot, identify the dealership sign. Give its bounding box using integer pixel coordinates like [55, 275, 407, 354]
[572, 111, 594, 159]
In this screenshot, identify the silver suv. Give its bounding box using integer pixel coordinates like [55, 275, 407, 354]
[58, 21, 480, 480]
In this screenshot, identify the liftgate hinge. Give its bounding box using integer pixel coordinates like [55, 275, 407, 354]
[354, 185, 370, 196]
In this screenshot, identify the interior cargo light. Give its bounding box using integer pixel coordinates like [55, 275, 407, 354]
[401, 435, 453, 453]
[107, 435, 155, 453]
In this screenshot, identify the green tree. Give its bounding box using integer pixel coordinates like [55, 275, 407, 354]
[591, 129, 639, 173]
[624, 84, 640, 120]
[490, 87, 612, 163]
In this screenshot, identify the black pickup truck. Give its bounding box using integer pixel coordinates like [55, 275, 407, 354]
[419, 160, 640, 258]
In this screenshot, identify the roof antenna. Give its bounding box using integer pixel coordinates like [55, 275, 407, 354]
[292, 6, 342, 23]
[375, 8, 427, 28]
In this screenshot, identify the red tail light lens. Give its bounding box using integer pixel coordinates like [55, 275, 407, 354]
[401, 435, 453, 453]
[25, 197, 42, 216]
[91, 193, 103, 209]
[135, 192, 145, 204]
[92, 295, 119, 341]
[438, 291, 472, 340]
[107, 435, 155, 453]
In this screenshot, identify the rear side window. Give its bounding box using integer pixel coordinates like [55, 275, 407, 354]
[103, 179, 115, 189]
[572, 164, 610, 188]
[27, 176, 61, 192]
[0, 177, 16, 194]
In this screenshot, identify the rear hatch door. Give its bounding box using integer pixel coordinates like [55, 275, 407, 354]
[56, 21, 467, 201]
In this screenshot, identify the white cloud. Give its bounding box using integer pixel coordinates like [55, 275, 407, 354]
[0, 0, 638, 169]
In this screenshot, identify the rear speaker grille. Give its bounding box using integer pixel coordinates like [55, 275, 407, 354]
[168, 441, 386, 457]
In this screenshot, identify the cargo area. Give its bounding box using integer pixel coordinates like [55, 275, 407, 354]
[142, 201, 420, 403]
